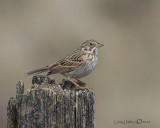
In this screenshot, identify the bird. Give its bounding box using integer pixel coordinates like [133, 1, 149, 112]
[26, 40, 104, 89]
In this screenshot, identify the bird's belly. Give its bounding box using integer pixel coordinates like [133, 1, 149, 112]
[68, 59, 97, 79]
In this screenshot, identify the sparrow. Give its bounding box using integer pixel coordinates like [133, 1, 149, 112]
[26, 40, 104, 89]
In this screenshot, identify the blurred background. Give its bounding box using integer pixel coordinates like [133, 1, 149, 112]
[0, 0, 160, 127]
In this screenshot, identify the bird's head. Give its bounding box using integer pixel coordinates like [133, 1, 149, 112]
[81, 40, 104, 55]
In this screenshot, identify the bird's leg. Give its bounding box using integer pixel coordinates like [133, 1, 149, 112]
[75, 79, 86, 86]
[69, 79, 87, 90]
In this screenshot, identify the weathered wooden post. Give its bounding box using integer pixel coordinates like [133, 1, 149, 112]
[7, 75, 95, 128]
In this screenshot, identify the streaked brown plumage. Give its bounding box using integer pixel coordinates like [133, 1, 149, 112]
[26, 40, 104, 89]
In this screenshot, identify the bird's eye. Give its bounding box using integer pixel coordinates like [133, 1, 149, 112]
[89, 43, 93, 46]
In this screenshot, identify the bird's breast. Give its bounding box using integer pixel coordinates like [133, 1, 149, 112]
[68, 54, 98, 79]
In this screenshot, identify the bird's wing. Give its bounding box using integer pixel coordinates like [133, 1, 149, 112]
[62, 50, 84, 65]
[47, 50, 84, 75]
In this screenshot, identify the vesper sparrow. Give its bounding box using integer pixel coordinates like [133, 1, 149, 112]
[26, 40, 104, 89]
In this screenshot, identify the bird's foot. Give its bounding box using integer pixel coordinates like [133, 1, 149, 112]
[69, 79, 88, 90]
[75, 79, 86, 86]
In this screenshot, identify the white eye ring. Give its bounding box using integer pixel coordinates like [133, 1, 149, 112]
[89, 43, 93, 46]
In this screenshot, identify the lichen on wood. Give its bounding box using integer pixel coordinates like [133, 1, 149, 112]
[7, 75, 95, 128]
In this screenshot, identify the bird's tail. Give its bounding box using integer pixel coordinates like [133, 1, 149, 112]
[26, 66, 49, 75]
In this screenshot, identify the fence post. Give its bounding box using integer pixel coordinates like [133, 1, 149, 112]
[7, 75, 95, 128]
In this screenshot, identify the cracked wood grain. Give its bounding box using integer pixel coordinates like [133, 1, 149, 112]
[7, 75, 95, 128]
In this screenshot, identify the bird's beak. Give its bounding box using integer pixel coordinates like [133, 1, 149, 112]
[96, 43, 104, 48]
